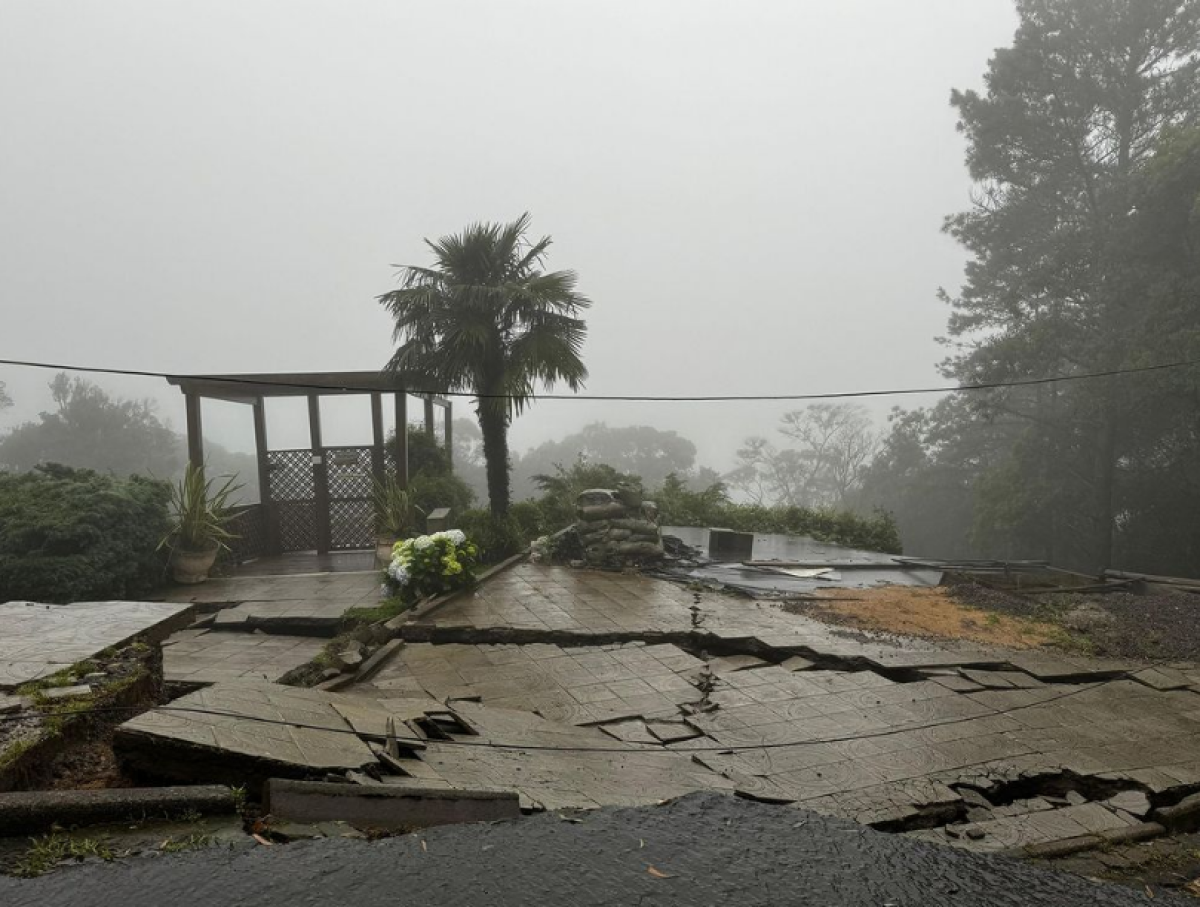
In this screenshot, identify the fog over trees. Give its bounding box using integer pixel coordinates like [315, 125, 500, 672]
[1, 1, 1197, 576]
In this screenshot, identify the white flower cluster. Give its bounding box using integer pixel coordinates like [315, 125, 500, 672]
[408, 529, 467, 551]
[386, 560, 411, 586]
[382, 529, 470, 595]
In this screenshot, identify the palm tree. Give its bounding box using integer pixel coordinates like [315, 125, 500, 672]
[379, 214, 590, 515]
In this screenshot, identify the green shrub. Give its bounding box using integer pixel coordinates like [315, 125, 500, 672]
[0, 464, 171, 602]
[508, 500, 546, 542]
[653, 473, 731, 527]
[399, 426, 452, 476]
[532, 459, 642, 532]
[694, 503, 901, 554]
[452, 509, 525, 563]
[409, 472, 475, 524]
[649, 474, 902, 554]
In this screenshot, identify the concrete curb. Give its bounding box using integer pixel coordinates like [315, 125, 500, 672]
[355, 638, 405, 683]
[0, 785, 236, 836]
[306, 554, 530, 693]
[265, 779, 520, 831]
[999, 820, 1166, 860]
[1152, 791, 1200, 829]
[314, 640, 405, 693]
[392, 550, 531, 630]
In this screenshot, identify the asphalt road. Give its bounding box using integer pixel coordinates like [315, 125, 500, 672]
[0, 793, 1184, 906]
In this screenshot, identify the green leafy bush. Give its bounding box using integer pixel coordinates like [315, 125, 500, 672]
[653, 473, 731, 527]
[689, 503, 902, 554]
[508, 500, 546, 543]
[532, 459, 642, 532]
[0, 464, 171, 602]
[452, 509, 525, 563]
[409, 472, 475, 524]
[650, 474, 902, 554]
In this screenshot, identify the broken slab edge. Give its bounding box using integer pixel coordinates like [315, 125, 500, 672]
[394, 550, 530, 629]
[265, 778, 520, 831]
[999, 820, 1167, 860]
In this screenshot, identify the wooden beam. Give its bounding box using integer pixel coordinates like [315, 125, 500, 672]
[394, 393, 409, 490]
[253, 397, 280, 556]
[308, 395, 330, 554]
[370, 392, 385, 485]
[423, 396, 435, 437]
[167, 370, 409, 400]
[443, 401, 453, 464]
[184, 393, 204, 469]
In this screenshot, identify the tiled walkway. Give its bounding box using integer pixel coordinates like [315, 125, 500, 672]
[416, 564, 999, 670]
[0, 599, 192, 689]
[157, 566, 381, 685]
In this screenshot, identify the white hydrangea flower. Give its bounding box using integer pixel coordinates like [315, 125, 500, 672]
[446, 529, 466, 545]
[413, 535, 434, 550]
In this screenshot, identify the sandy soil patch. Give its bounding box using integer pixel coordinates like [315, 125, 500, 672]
[785, 585, 1062, 649]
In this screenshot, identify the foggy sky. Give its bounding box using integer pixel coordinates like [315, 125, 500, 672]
[0, 1, 1018, 469]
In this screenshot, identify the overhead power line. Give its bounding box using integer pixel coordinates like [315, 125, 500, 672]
[0, 355, 1196, 403]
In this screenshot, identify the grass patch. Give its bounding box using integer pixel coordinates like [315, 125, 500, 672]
[12, 834, 114, 877]
[341, 595, 411, 627]
[1044, 626, 1099, 656]
[159, 831, 214, 854]
[0, 731, 52, 773]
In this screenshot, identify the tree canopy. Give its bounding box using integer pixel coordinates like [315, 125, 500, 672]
[0, 375, 258, 501]
[858, 0, 1200, 573]
[729, 404, 878, 510]
[512, 422, 699, 499]
[379, 214, 590, 515]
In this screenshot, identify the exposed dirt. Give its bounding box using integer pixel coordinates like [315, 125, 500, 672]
[949, 580, 1200, 661]
[782, 585, 1064, 649]
[1039, 831, 1200, 900]
[45, 725, 137, 791]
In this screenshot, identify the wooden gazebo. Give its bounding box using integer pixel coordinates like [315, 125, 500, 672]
[167, 371, 451, 558]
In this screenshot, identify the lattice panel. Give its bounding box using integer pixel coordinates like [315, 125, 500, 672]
[277, 501, 317, 552]
[329, 498, 375, 550]
[221, 504, 266, 564]
[325, 447, 374, 499]
[266, 449, 315, 502]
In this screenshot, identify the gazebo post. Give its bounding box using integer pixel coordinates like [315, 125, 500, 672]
[370, 392, 385, 487]
[394, 393, 409, 490]
[184, 392, 204, 471]
[252, 397, 279, 556]
[308, 394, 330, 555]
[423, 396, 435, 437]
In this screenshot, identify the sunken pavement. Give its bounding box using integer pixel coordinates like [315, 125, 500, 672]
[88, 559, 1200, 855]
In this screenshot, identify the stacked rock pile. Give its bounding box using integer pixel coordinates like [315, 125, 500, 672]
[575, 485, 664, 565]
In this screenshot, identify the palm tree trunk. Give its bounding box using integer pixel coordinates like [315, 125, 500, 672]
[477, 401, 511, 516]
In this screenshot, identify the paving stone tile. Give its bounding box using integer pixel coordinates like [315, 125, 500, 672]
[0, 599, 192, 689]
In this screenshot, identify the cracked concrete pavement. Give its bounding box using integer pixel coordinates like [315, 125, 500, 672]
[114, 561, 1200, 858]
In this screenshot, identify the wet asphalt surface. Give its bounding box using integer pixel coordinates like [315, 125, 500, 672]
[0, 793, 1185, 906]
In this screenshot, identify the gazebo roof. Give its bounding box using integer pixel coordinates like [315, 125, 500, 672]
[167, 371, 448, 404]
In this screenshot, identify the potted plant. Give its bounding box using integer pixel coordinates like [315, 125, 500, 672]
[160, 463, 243, 584]
[372, 473, 420, 566]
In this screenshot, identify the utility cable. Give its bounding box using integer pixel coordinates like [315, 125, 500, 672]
[0, 355, 1195, 403]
